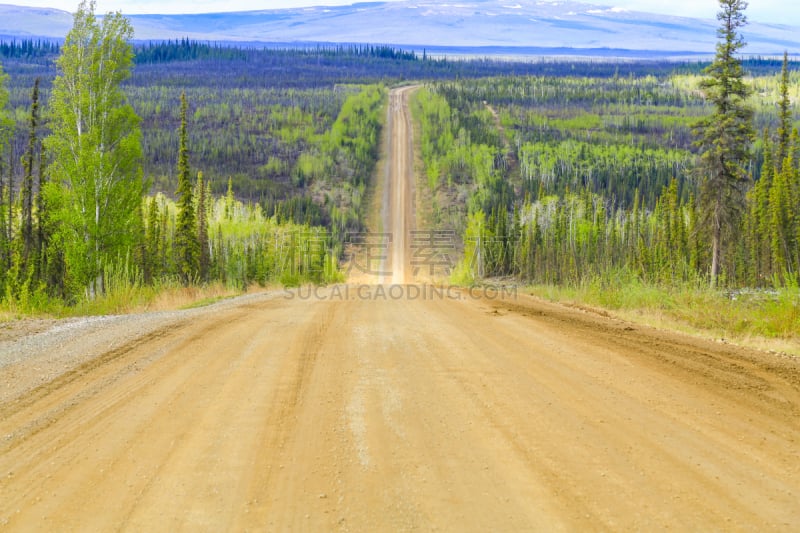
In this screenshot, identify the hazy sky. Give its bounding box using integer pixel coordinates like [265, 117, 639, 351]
[8, 0, 797, 24]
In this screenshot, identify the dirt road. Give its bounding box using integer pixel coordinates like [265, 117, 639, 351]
[376, 85, 416, 284]
[2, 87, 800, 531]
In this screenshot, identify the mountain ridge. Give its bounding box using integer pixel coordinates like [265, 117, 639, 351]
[1, 1, 799, 57]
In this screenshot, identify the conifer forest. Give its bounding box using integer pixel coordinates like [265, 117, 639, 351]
[0, 0, 798, 309]
[4, 2, 800, 530]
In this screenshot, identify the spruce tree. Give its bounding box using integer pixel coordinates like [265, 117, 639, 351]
[159, 199, 170, 276]
[755, 130, 774, 280]
[769, 154, 793, 276]
[35, 133, 53, 282]
[175, 91, 198, 283]
[20, 78, 40, 272]
[197, 172, 209, 282]
[776, 52, 792, 171]
[0, 61, 13, 285]
[145, 197, 159, 284]
[225, 176, 235, 220]
[692, 0, 754, 286]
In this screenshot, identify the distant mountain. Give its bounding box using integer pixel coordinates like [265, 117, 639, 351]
[1, 0, 799, 57]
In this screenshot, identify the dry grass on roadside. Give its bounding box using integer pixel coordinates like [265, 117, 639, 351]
[0, 282, 277, 321]
[147, 283, 243, 311]
[527, 281, 800, 356]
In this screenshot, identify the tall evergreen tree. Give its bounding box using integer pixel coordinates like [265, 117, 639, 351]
[44, 0, 144, 298]
[175, 91, 198, 283]
[776, 51, 792, 171]
[196, 172, 209, 282]
[769, 148, 796, 277]
[0, 61, 12, 284]
[20, 78, 40, 272]
[692, 0, 754, 286]
[144, 197, 159, 284]
[36, 141, 50, 285]
[750, 130, 774, 282]
[225, 176, 235, 220]
[6, 150, 13, 262]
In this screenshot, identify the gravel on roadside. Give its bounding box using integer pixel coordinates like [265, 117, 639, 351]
[0, 290, 282, 404]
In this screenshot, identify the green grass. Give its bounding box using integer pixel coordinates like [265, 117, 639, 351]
[527, 276, 800, 351]
[0, 280, 248, 320]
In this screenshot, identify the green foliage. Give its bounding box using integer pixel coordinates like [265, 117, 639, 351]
[450, 210, 485, 285]
[412, 87, 454, 190]
[412, 86, 505, 196]
[294, 152, 329, 186]
[139, 191, 342, 291]
[270, 84, 385, 241]
[530, 280, 800, 343]
[174, 91, 198, 283]
[325, 84, 385, 188]
[0, 62, 12, 147]
[776, 52, 792, 167]
[692, 0, 755, 285]
[19, 77, 40, 279]
[6, 12, 800, 326]
[0, 59, 14, 289]
[43, 1, 144, 299]
[418, 6, 800, 296]
[518, 140, 693, 207]
[135, 38, 247, 63]
[0, 41, 384, 312]
[135, 86, 344, 199]
[0, 39, 60, 59]
[197, 171, 210, 282]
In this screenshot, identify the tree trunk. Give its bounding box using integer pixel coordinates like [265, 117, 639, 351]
[711, 220, 721, 288]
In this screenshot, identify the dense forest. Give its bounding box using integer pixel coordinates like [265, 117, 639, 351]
[415, 55, 800, 288]
[409, 0, 798, 290]
[1, 35, 700, 203]
[0, 0, 797, 311]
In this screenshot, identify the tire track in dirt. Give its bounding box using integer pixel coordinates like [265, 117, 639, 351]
[386, 86, 416, 285]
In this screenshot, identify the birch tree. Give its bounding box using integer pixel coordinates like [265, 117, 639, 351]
[44, 0, 143, 298]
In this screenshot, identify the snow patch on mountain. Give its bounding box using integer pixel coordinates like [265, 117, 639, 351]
[0, 0, 797, 56]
